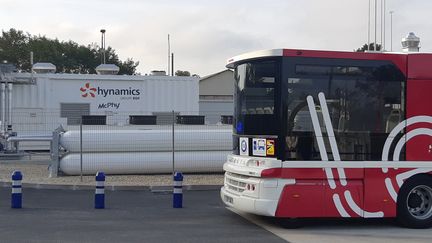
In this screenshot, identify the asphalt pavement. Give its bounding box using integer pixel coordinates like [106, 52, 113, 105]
[0, 187, 285, 243]
[2, 185, 432, 243]
[232, 209, 432, 243]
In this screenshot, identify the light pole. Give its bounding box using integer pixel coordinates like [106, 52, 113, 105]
[100, 29, 106, 64]
[390, 11, 394, 51]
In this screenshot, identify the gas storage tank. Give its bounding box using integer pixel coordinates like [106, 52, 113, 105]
[60, 151, 229, 175]
[58, 126, 232, 175]
[60, 127, 232, 152]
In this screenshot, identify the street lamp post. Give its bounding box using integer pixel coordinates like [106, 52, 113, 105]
[100, 29, 106, 64]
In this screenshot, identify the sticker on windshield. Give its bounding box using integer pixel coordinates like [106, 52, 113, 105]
[266, 139, 275, 156]
[239, 137, 249, 156]
[252, 138, 266, 156]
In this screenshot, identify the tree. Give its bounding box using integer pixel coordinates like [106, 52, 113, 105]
[356, 43, 382, 52]
[175, 70, 191, 76]
[0, 28, 139, 74]
[118, 58, 139, 75]
[0, 29, 31, 70]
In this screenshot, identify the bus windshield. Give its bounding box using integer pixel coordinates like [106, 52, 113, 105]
[234, 60, 278, 135]
[231, 55, 406, 160]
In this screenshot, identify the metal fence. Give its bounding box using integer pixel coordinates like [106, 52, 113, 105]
[0, 109, 233, 186]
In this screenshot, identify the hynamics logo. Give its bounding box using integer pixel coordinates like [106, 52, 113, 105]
[80, 82, 141, 98]
[80, 82, 97, 98]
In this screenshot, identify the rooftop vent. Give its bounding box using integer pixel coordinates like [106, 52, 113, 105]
[402, 32, 420, 52]
[95, 64, 120, 75]
[151, 70, 166, 76]
[32, 62, 56, 73]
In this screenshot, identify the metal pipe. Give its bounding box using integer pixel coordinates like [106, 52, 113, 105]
[172, 110, 175, 175]
[103, 32, 106, 64]
[30, 51, 34, 82]
[7, 83, 12, 129]
[380, 0, 383, 47]
[168, 34, 170, 76]
[7, 136, 53, 142]
[0, 83, 5, 133]
[100, 29, 106, 64]
[80, 123, 83, 182]
[368, 0, 371, 51]
[171, 53, 174, 76]
[383, 0, 386, 50]
[101, 32, 103, 64]
[374, 0, 377, 51]
[390, 11, 394, 51]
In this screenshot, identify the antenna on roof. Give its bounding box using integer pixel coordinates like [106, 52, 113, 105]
[383, 0, 386, 50]
[368, 0, 371, 51]
[168, 34, 171, 76]
[374, 0, 377, 51]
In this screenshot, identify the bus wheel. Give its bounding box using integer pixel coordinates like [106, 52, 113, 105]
[397, 175, 432, 228]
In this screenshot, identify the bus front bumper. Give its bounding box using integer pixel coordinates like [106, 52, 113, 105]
[220, 186, 279, 217]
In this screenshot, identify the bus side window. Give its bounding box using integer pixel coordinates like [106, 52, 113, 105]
[385, 108, 402, 133]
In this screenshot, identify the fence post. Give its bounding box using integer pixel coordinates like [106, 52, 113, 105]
[49, 128, 60, 178]
[49, 126, 65, 178]
[80, 122, 83, 182]
[173, 172, 183, 208]
[172, 110, 175, 175]
[95, 171, 105, 209]
[11, 170, 23, 209]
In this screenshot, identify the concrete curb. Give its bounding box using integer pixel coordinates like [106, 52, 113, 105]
[1, 181, 221, 191]
[150, 185, 222, 192]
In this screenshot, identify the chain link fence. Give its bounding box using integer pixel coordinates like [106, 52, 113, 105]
[0, 109, 233, 186]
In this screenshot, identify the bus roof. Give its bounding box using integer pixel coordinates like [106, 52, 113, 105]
[226, 49, 432, 75]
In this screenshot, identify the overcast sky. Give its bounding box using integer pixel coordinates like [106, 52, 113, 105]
[1, 0, 430, 76]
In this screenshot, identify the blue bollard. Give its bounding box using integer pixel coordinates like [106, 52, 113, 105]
[95, 172, 105, 209]
[11, 170, 23, 209]
[173, 172, 183, 208]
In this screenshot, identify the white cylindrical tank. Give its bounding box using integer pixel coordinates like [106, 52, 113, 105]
[60, 128, 232, 152]
[59, 151, 230, 175]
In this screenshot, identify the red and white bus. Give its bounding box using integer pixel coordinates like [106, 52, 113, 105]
[220, 49, 432, 228]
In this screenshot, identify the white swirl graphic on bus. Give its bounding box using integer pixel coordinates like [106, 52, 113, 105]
[307, 92, 432, 217]
[381, 116, 432, 202]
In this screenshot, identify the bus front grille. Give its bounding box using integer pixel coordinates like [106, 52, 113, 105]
[225, 172, 248, 194]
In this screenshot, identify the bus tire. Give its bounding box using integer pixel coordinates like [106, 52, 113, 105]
[397, 174, 432, 229]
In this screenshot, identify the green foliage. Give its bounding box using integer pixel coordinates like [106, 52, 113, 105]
[118, 58, 140, 75]
[0, 28, 139, 74]
[356, 43, 382, 52]
[175, 70, 191, 76]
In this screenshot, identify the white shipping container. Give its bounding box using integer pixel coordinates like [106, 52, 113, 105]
[7, 73, 199, 136]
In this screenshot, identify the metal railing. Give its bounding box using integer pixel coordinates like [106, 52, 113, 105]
[0, 109, 233, 185]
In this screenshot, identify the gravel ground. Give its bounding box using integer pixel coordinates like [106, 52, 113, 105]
[0, 154, 224, 187]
